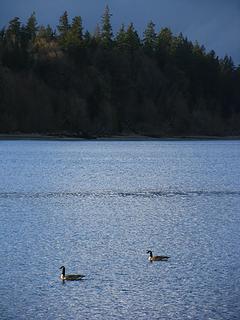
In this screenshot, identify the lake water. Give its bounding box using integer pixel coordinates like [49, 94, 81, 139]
[0, 140, 240, 320]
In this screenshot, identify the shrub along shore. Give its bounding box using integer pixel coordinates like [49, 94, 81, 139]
[1, 133, 240, 141]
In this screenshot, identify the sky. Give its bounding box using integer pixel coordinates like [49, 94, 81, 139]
[0, 0, 239, 64]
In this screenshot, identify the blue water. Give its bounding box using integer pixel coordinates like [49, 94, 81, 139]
[0, 140, 239, 320]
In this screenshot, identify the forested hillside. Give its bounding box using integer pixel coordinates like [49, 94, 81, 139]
[0, 7, 240, 137]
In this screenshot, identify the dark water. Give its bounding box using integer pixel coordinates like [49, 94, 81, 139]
[0, 140, 239, 320]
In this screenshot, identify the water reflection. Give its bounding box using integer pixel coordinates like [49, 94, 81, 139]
[0, 189, 239, 199]
[0, 140, 240, 320]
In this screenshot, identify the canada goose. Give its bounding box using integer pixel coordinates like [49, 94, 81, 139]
[59, 266, 85, 281]
[147, 250, 170, 262]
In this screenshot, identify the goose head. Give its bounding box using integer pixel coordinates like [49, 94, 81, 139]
[59, 266, 65, 275]
[59, 266, 66, 280]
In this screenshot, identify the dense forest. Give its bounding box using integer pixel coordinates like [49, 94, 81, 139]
[0, 7, 240, 137]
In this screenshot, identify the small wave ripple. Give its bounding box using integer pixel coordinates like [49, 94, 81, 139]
[0, 189, 239, 199]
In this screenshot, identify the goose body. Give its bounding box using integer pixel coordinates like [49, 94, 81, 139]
[147, 250, 170, 262]
[60, 266, 85, 281]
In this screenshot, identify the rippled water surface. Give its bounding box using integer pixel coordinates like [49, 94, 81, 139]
[0, 140, 240, 320]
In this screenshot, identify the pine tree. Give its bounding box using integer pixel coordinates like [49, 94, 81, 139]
[4, 17, 30, 69]
[101, 5, 113, 47]
[25, 12, 38, 42]
[84, 30, 92, 46]
[93, 24, 101, 43]
[71, 16, 83, 42]
[156, 27, 173, 51]
[61, 15, 84, 50]
[125, 23, 140, 51]
[6, 17, 21, 46]
[115, 24, 126, 49]
[221, 55, 235, 74]
[155, 27, 174, 66]
[57, 11, 70, 37]
[192, 41, 205, 57]
[143, 21, 156, 52]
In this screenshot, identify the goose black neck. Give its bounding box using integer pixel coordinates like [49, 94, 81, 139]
[62, 267, 65, 277]
[149, 251, 153, 257]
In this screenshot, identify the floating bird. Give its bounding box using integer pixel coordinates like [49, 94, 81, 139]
[59, 266, 85, 281]
[147, 250, 170, 262]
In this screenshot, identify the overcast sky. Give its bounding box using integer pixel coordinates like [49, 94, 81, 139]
[1, 0, 239, 64]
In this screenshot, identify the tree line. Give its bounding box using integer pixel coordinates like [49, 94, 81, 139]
[0, 7, 240, 137]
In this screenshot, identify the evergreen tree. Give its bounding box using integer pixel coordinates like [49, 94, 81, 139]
[220, 55, 235, 74]
[156, 27, 173, 52]
[172, 33, 194, 71]
[6, 17, 21, 46]
[125, 23, 140, 51]
[93, 24, 101, 43]
[3, 17, 29, 69]
[71, 16, 83, 42]
[143, 21, 156, 52]
[58, 11, 70, 35]
[192, 41, 205, 57]
[156, 27, 173, 65]
[61, 15, 84, 50]
[84, 30, 92, 46]
[115, 24, 126, 49]
[25, 12, 38, 42]
[57, 11, 70, 48]
[101, 5, 113, 47]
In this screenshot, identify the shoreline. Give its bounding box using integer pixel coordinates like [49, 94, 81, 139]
[0, 133, 240, 141]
